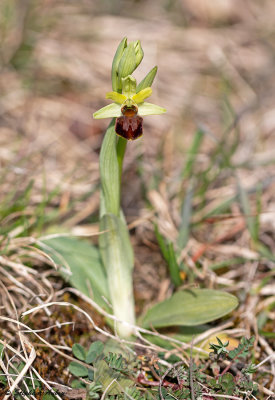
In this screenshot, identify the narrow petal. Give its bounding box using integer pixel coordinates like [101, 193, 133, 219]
[106, 91, 127, 104]
[132, 87, 152, 104]
[138, 102, 166, 116]
[93, 103, 121, 119]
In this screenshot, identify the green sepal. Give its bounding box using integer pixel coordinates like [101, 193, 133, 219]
[132, 87, 152, 103]
[93, 103, 121, 119]
[136, 66, 157, 92]
[138, 101, 166, 116]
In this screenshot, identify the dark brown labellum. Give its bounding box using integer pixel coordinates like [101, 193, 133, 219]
[115, 105, 143, 140]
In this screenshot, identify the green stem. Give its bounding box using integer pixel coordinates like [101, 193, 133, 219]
[117, 136, 127, 186]
[99, 119, 120, 217]
[99, 119, 136, 337]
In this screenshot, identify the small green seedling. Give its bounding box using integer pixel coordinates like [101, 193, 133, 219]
[209, 337, 229, 356]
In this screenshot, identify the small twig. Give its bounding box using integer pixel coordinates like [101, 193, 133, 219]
[201, 393, 243, 400]
[255, 352, 275, 369]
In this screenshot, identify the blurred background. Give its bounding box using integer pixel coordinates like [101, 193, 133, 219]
[1, 0, 275, 245]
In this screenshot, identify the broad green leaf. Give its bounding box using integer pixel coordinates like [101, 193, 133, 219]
[72, 343, 86, 361]
[69, 361, 88, 377]
[86, 349, 102, 364]
[140, 289, 238, 328]
[99, 213, 135, 337]
[143, 325, 209, 349]
[86, 341, 104, 364]
[41, 236, 110, 311]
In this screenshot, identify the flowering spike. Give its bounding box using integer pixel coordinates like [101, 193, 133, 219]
[93, 38, 166, 139]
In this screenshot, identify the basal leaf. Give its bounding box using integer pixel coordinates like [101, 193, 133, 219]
[41, 236, 110, 310]
[99, 213, 135, 337]
[140, 289, 238, 328]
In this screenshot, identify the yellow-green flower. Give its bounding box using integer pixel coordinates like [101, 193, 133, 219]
[93, 75, 166, 120]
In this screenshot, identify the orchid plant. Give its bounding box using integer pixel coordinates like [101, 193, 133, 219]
[94, 38, 165, 337]
[42, 38, 238, 340]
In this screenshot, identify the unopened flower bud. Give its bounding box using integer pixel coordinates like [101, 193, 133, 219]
[118, 43, 137, 81]
[111, 37, 128, 92]
[133, 40, 144, 69]
[116, 40, 144, 91]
